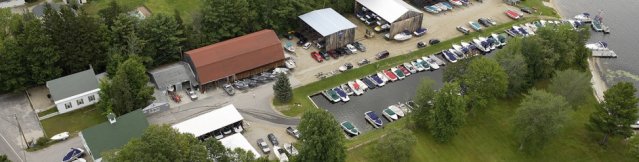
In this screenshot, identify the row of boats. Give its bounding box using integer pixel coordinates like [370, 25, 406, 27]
[424, 0, 470, 14]
[341, 101, 418, 136]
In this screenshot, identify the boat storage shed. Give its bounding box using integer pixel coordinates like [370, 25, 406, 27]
[299, 8, 357, 51]
[355, 0, 424, 36]
[46, 68, 100, 114]
[184, 30, 285, 88]
[148, 61, 197, 91]
[220, 133, 261, 158]
[80, 110, 148, 162]
[172, 104, 244, 139]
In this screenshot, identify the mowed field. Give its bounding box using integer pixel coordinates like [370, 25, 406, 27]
[83, 0, 202, 22]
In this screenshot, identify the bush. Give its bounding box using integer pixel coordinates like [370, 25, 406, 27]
[36, 137, 51, 146]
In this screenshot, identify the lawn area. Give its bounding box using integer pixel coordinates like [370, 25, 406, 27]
[41, 105, 106, 136]
[346, 94, 636, 161]
[278, 17, 544, 117]
[37, 108, 58, 117]
[82, 0, 202, 23]
[519, 0, 560, 18]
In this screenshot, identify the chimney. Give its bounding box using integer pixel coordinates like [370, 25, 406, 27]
[107, 113, 116, 124]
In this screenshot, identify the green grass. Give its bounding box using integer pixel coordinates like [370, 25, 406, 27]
[280, 17, 544, 117]
[82, 0, 202, 23]
[41, 105, 106, 136]
[346, 94, 635, 161]
[519, 0, 560, 18]
[37, 108, 58, 117]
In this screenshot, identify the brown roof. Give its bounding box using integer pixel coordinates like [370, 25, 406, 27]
[136, 6, 151, 18]
[185, 30, 284, 84]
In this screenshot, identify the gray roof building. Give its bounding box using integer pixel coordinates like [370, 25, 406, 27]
[299, 8, 357, 37]
[46, 68, 99, 102]
[148, 61, 197, 91]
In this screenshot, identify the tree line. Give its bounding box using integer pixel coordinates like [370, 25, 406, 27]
[0, 0, 355, 93]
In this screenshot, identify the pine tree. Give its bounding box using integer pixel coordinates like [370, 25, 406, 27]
[588, 82, 639, 145]
[273, 73, 293, 103]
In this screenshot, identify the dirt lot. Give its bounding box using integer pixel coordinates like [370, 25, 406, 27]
[289, 0, 519, 85]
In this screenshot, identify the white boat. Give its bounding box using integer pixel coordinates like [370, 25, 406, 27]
[341, 84, 354, 96]
[411, 61, 425, 72]
[512, 26, 528, 37]
[585, 41, 609, 51]
[491, 33, 503, 47]
[422, 56, 440, 70]
[403, 62, 417, 74]
[348, 81, 364, 95]
[397, 103, 412, 113]
[452, 44, 464, 54]
[382, 108, 398, 121]
[540, 20, 547, 27]
[390, 67, 405, 80]
[393, 32, 413, 41]
[51, 132, 69, 141]
[478, 37, 494, 51]
[574, 13, 592, 23]
[273, 146, 289, 162]
[377, 72, 389, 83]
[472, 38, 489, 53]
[460, 41, 471, 50]
[416, 59, 431, 71]
[283, 143, 299, 156]
[525, 23, 538, 31]
[355, 79, 369, 90]
[520, 25, 535, 35]
[449, 48, 465, 60]
[449, 0, 463, 6]
[388, 104, 405, 117]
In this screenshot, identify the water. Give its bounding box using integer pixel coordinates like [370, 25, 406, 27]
[554, 0, 639, 96]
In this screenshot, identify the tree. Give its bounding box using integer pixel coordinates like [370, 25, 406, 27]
[139, 14, 186, 66]
[412, 79, 436, 129]
[14, 14, 61, 85]
[109, 14, 140, 52]
[535, 25, 591, 70]
[548, 69, 591, 107]
[101, 57, 155, 115]
[513, 89, 569, 153]
[0, 154, 9, 162]
[273, 73, 293, 103]
[462, 57, 508, 112]
[103, 125, 209, 161]
[298, 109, 346, 162]
[494, 38, 530, 97]
[99, 0, 123, 27]
[588, 82, 639, 145]
[195, 0, 254, 45]
[204, 138, 232, 161]
[520, 36, 557, 81]
[629, 134, 639, 160]
[443, 57, 474, 83]
[428, 82, 467, 143]
[375, 128, 417, 162]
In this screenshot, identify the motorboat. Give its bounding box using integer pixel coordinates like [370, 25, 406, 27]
[424, 6, 440, 14]
[370, 74, 386, 86]
[469, 21, 482, 31]
[449, 0, 463, 6]
[492, 33, 505, 47]
[422, 56, 440, 70]
[520, 25, 535, 35]
[478, 37, 492, 52]
[513, 26, 528, 37]
[51, 132, 69, 141]
[348, 81, 364, 95]
[525, 23, 538, 31]
[429, 55, 446, 66]
[388, 104, 406, 117]
[365, 111, 384, 128]
[498, 33, 508, 46]
[273, 146, 289, 162]
[333, 87, 349, 102]
[485, 37, 498, 50]
[411, 61, 425, 72]
[382, 70, 398, 82]
[540, 20, 547, 27]
[214, 130, 224, 139]
[452, 44, 465, 54]
[341, 84, 354, 96]
[460, 42, 471, 53]
[233, 80, 249, 90]
[283, 143, 299, 156]
[504, 28, 519, 37]
[416, 59, 431, 71]
[361, 77, 377, 89]
[382, 108, 398, 121]
[391, 67, 406, 80]
[574, 13, 592, 23]
[377, 72, 390, 83]
[406, 101, 419, 110]
[442, 50, 458, 63]
[398, 65, 411, 76]
[355, 79, 369, 90]
[62, 148, 85, 162]
[441, 2, 453, 10]
[322, 89, 341, 103]
[403, 62, 418, 74]
[222, 84, 235, 96]
[435, 3, 448, 11]
[397, 102, 412, 113]
[585, 41, 609, 51]
[533, 21, 543, 28]
[393, 31, 413, 41]
[414, 28, 427, 36]
[374, 24, 391, 32]
[449, 48, 465, 59]
[341, 121, 361, 136]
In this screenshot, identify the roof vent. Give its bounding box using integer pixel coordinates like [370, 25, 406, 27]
[107, 113, 116, 124]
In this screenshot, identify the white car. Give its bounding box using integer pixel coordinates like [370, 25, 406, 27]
[346, 44, 358, 53]
[302, 42, 312, 49]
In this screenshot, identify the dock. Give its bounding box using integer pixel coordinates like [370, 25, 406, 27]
[591, 50, 617, 58]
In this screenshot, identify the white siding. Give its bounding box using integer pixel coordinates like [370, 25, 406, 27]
[55, 89, 100, 114]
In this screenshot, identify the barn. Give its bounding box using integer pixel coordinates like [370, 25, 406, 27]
[299, 8, 357, 51]
[355, 0, 424, 36]
[184, 29, 285, 90]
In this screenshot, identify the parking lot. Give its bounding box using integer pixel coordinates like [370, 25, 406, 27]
[311, 54, 449, 135]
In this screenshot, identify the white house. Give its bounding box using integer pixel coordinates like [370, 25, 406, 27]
[46, 68, 100, 114]
[62, 0, 88, 5]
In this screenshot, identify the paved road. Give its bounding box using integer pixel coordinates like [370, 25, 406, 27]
[312, 55, 450, 134]
[0, 92, 44, 162]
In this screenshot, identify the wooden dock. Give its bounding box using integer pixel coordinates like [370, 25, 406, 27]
[591, 50, 617, 58]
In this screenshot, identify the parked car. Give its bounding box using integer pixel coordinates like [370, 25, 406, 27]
[311, 51, 323, 62]
[257, 138, 271, 153]
[478, 18, 492, 27]
[302, 42, 312, 49]
[429, 39, 440, 45]
[62, 148, 85, 162]
[520, 7, 533, 14]
[417, 41, 427, 48]
[186, 88, 198, 101]
[267, 133, 279, 146]
[319, 50, 330, 60]
[375, 50, 390, 60]
[343, 47, 354, 55]
[328, 50, 339, 59]
[223, 126, 233, 135]
[222, 84, 235, 96]
[354, 42, 366, 52]
[296, 38, 307, 46]
[214, 130, 224, 139]
[286, 127, 301, 139]
[346, 44, 358, 53]
[456, 26, 470, 35]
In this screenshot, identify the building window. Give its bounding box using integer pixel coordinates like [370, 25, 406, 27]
[88, 95, 95, 102]
[65, 103, 72, 109]
[77, 99, 84, 105]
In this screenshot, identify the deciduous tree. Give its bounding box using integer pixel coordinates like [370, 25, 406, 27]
[412, 79, 436, 129]
[548, 69, 591, 107]
[195, 0, 254, 45]
[429, 82, 467, 143]
[375, 128, 416, 162]
[463, 57, 508, 112]
[588, 82, 639, 145]
[494, 38, 530, 97]
[101, 57, 154, 115]
[513, 89, 569, 153]
[273, 73, 293, 103]
[99, 0, 123, 27]
[629, 134, 639, 160]
[298, 109, 346, 162]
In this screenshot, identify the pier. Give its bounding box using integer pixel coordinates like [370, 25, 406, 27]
[591, 50, 617, 58]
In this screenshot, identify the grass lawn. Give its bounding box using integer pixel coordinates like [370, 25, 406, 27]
[346, 94, 636, 161]
[41, 105, 106, 136]
[82, 0, 202, 23]
[519, 0, 560, 18]
[278, 17, 544, 117]
[37, 108, 58, 117]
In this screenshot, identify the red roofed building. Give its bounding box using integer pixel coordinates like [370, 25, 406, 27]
[185, 30, 285, 88]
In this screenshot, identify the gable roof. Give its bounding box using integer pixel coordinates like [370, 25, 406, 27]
[185, 30, 284, 84]
[299, 8, 357, 37]
[81, 110, 148, 160]
[172, 104, 244, 137]
[148, 61, 196, 90]
[46, 68, 99, 101]
[356, 0, 421, 22]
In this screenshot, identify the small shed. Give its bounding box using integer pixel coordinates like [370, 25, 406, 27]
[148, 61, 197, 91]
[355, 0, 424, 36]
[299, 8, 357, 51]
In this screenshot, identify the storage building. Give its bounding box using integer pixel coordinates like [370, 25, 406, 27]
[355, 0, 424, 36]
[299, 8, 357, 51]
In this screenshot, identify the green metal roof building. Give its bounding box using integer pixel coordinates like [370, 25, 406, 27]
[79, 110, 148, 162]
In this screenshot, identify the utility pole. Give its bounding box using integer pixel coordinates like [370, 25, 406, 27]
[14, 114, 29, 149]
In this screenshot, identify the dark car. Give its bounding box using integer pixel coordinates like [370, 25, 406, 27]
[375, 50, 390, 60]
[267, 133, 279, 146]
[328, 50, 339, 59]
[296, 38, 307, 46]
[336, 48, 346, 56]
[343, 47, 353, 55]
[417, 41, 427, 48]
[286, 127, 300, 139]
[319, 50, 330, 60]
[257, 138, 271, 153]
[354, 42, 366, 52]
[520, 7, 533, 14]
[478, 18, 492, 27]
[429, 39, 440, 45]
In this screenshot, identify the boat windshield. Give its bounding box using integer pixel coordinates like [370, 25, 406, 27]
[384, 109, 396, 115]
